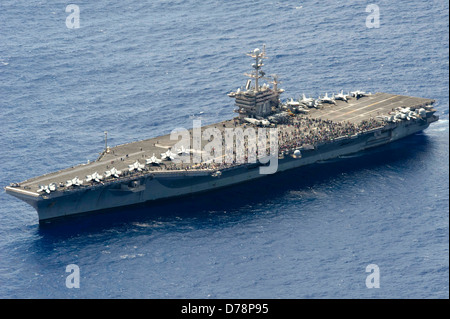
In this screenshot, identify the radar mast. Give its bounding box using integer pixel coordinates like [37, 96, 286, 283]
[244, 45, 267, 92]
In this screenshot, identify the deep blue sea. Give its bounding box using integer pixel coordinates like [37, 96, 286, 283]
[0, 0, 448, 299]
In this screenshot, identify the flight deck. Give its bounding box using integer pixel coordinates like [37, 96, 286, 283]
[8, 92, 434, 197]
[307, 92, 433, 123]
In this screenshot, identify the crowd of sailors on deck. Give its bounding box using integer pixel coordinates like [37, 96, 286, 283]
[51, 116, 387, 192]
[157, 117, 385, 172]
[107, 116, 385, 175]
[61, 116, 386, 190]
[278, 117, 384, 153]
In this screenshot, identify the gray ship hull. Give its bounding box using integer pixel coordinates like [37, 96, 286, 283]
[6, 115, 436, 221]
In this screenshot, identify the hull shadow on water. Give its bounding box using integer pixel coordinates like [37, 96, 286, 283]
[37, 133, 434, 239]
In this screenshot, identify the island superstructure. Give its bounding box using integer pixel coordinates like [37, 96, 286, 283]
[5, 47, 438, 221]
[229, 46, 284, 118]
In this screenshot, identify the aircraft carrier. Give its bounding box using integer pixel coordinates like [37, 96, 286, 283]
[5, 47, 439, 222]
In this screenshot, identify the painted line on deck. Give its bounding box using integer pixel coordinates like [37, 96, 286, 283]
[340, 96, 398, 117]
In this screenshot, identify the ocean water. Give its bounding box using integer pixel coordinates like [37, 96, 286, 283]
[0, 0, 448, 299]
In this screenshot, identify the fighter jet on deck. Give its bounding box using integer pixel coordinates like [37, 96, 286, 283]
[350, 90, 371, 99]
[161, 150, 177, 161]
[146, 154, 162, 165]
[318, 93, 336, 105]
[177, 145, 191, 156]
[128, 161, 145, 172]
[334, 90, 350, 102]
